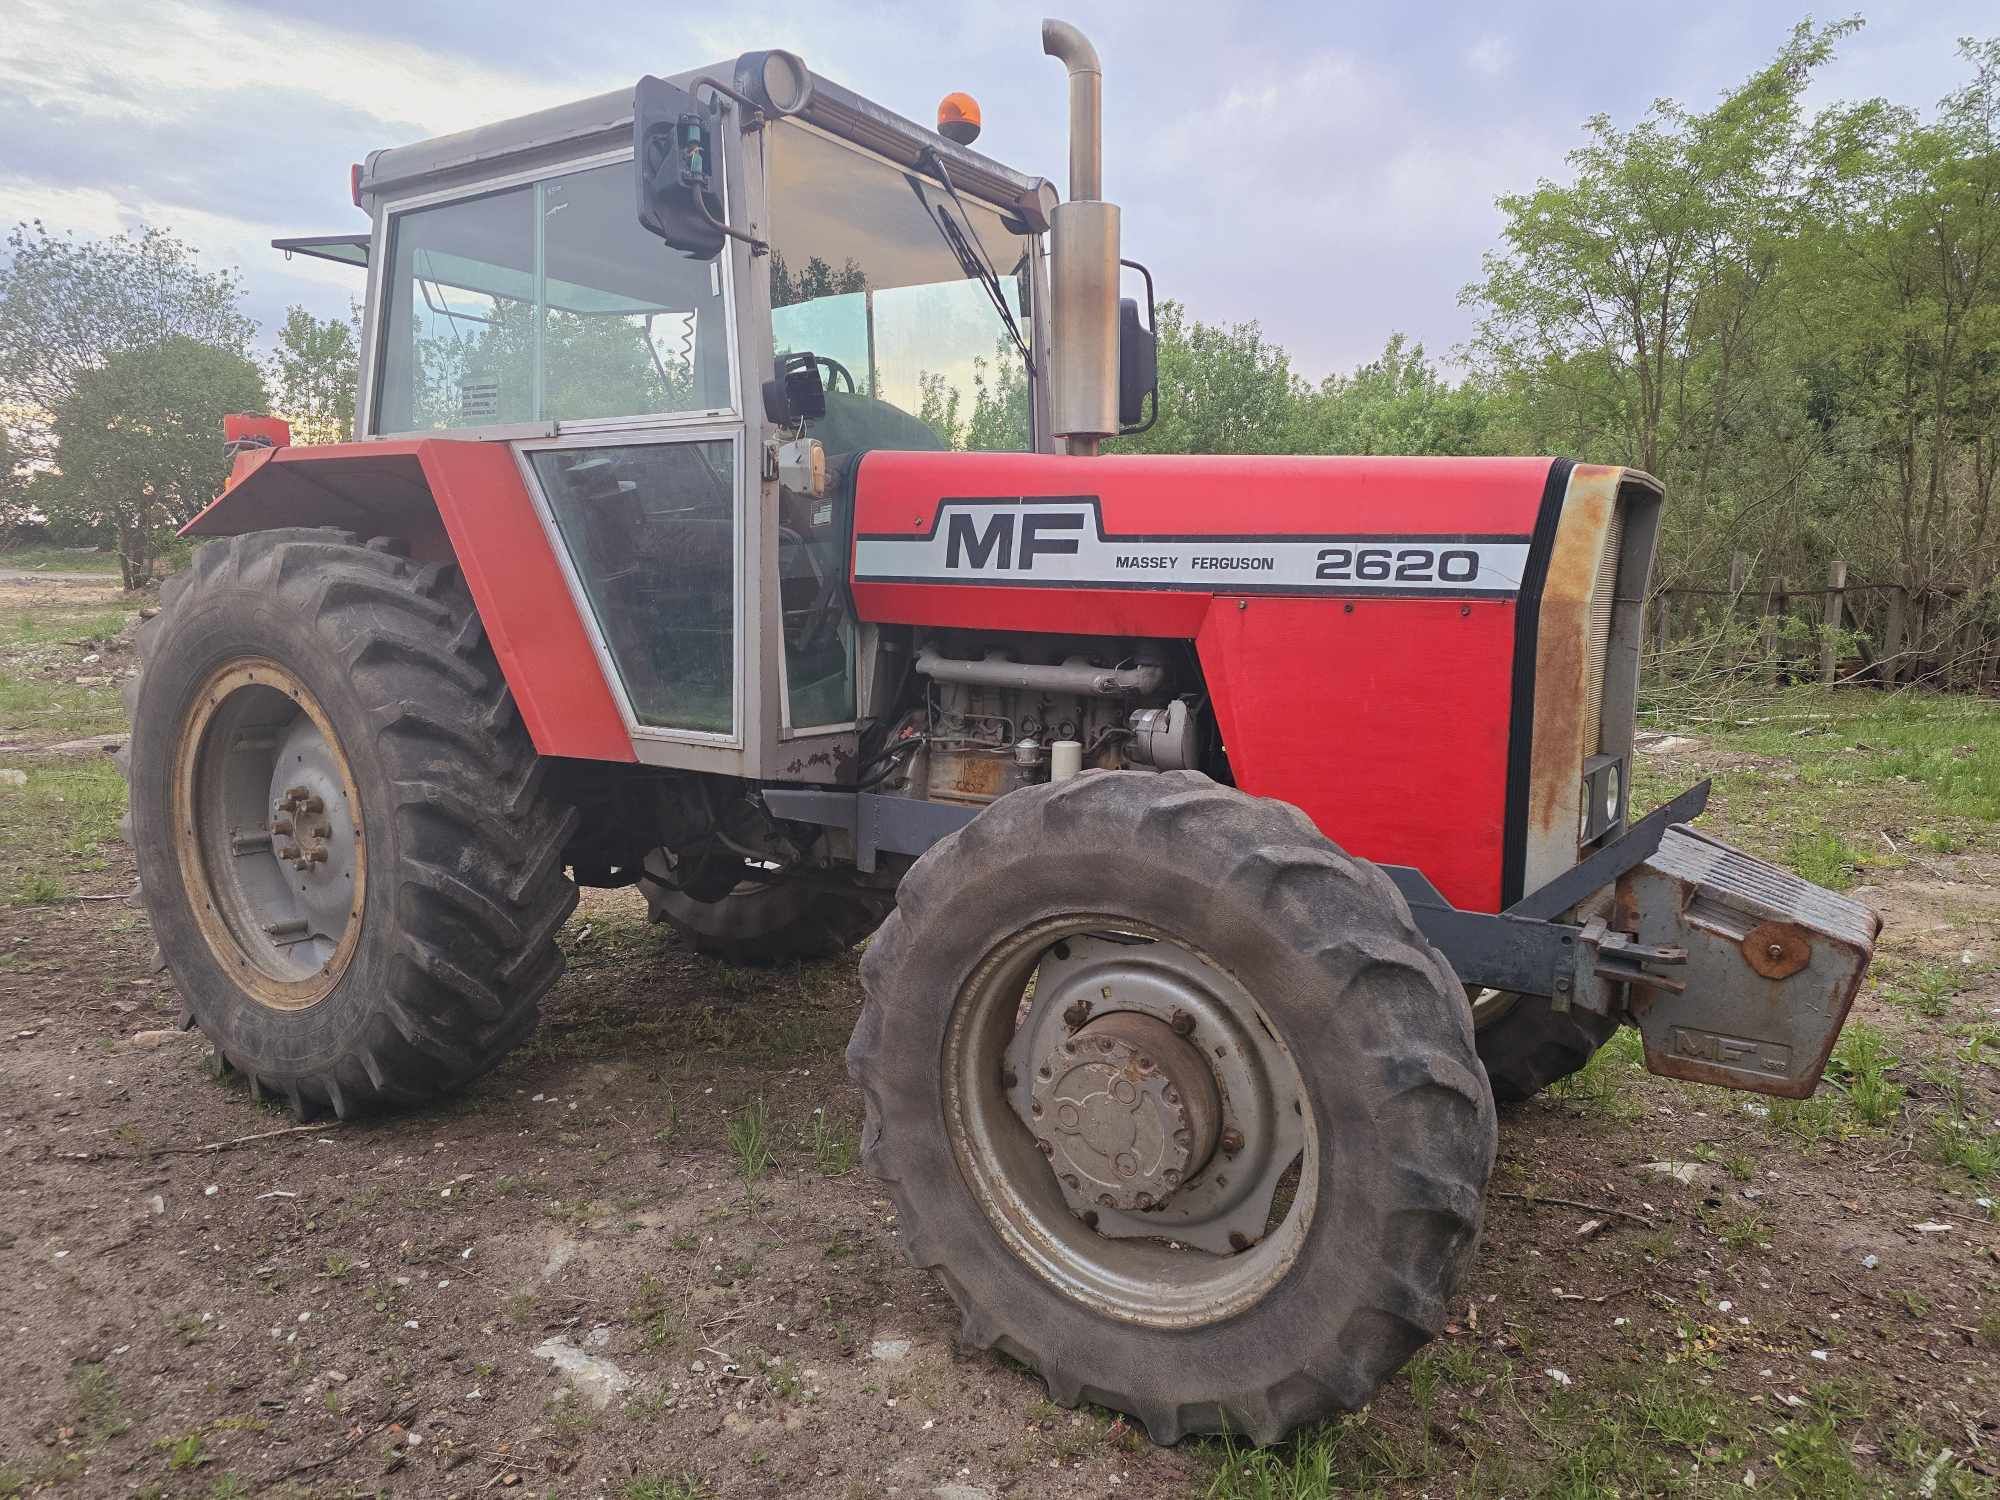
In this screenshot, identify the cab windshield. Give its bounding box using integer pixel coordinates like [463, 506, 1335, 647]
[764, 121, 1033, 454]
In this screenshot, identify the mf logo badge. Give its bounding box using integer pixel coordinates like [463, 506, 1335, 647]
[943, 507, 1086, 571]
[855, 497, 1530, 597]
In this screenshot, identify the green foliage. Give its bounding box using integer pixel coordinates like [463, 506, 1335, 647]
[266, 305, 358, 444]
[0, 221, 255, 457]
[1293, 334, 1493, 456]
[1828, 1023, 1904, 1126]
[1115, 301, 1304, 455]
[46, 335, 265, 587]
[1782, 827, 1860, 890]
[728, 1097, 772, 1190]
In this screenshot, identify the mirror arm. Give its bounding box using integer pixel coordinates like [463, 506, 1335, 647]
[691, 77, 767, 131]
[1119, 257, 1159, 436]
[694, 191, 769, 256]
[686, 81, 770, 255]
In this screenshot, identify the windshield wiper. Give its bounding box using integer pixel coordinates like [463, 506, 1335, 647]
[915, 147, 1033, 376]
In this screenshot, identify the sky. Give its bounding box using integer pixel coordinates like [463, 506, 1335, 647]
[1, 0, 1994, 384]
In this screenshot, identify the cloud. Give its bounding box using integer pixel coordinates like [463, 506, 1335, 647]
[1465, 35, 1516, 79]
[6, 0, 1996, 389]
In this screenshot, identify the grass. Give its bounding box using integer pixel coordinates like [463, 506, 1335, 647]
[0, 546, 122, 575]
[1651, 686, 2000, 822]
[1548, 1025, 1645, 1118]
[70, 1362, 128, 1445]
[1880, 960, 1965, 1018]
[728, 1097, 773, 1190]
[0, 757, 128, 870]
[1827, 1022, 1905, 1126]
[619, 1475, 709, 1500]
[1783, 827, 1862, 890]
[0, 600, 136, 741]
[155, 1433, 205, 1471]
[807, 1107, 855, 1176]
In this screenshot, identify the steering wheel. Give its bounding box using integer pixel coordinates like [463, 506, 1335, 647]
[814, 355, 857, 394]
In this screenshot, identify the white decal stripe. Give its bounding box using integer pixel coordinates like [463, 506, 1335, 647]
[855, 503, 1530, 595]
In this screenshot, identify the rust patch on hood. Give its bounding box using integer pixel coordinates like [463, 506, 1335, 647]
[1522, 465, 1621, 892]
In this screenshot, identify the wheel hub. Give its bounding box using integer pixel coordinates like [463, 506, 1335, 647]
[174, 658, 366, 1011]
[1030, 1011, 1220, 1214]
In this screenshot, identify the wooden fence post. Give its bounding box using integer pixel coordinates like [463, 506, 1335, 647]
[1882, 585, 1905, 688]
[1762, 575, 1788, 684]
[1651, 590, 1670, 657]
[1729, 553, 1749, 601]
[1819, 560, 1847, 685]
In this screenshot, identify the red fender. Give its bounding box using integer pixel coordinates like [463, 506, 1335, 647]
[183, 440, 633, 763]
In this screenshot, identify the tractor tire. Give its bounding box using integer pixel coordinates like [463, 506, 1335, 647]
[851, 770, 1495, 1446]
[120, 528, 578, 1118]
[1474, 991, 1618, 1104]
[640, 859, 889, 964]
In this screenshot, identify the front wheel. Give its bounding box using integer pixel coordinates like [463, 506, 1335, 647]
[122, 529, 579, 1117]
[850, 771, 1496, 1445]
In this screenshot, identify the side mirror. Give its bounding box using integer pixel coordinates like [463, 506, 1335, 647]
[1117, 259, 1158, 435]
[634, 75, 725, 260]
[763, 353, 828, 427]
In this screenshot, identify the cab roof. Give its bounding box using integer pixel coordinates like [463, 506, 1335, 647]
[357, 54, 1056, 230]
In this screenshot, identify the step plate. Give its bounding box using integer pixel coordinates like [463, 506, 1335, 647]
[1615, 826, 1882, 1098]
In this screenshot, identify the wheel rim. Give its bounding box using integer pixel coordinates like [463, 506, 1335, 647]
[173, 658, 366, 1011]
[1470, 987, 1519, 1028]
[944, 916, 1318, 1330]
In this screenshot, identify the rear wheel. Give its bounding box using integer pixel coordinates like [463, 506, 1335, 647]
[639, 851, 890, 963]
[851, 771, 1495, 1445]
[121, 529, 579, 1117]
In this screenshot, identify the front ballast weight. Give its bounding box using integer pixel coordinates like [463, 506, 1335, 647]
[769, 774, 1880, 1099]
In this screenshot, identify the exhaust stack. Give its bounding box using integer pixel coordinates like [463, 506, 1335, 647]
[1042, 19, 1119, 456]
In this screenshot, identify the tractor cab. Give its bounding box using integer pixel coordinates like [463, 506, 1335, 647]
[271, 49, 1109, 774]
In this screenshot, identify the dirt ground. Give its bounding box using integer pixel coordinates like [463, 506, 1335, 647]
[0, 574, 1996, 1499]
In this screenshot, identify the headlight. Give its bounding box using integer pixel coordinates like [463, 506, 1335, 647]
[1603, 760, 1621, 826]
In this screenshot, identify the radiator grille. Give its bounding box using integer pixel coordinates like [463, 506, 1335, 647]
[1582, 502, 1625, 753]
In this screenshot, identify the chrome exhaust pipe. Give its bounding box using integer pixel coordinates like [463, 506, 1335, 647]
[1042, 18, 1118, 455]
[1041, 19, 1102, 203]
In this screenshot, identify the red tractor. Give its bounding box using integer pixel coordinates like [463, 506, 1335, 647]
[124, 22, 1879, 1443]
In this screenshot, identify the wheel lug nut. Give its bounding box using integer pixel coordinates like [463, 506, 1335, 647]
[1134, 1192, 1154, 1210]
[1220, 1127, 1245, 1155]
[302, 796, 325, 815]
[313, 823, 332, 838]
[1063, 999, 1091, 1029]
[1169, 1008, 1195, 1037]
[284, 785, 307, 800]
[1228, 1231, 1251, 1252]
[272, 818, 293, 835]
[306, 848, 328, 864]
[278, 844, 300, 861]
[1036, 1139, 1054, 1157]
[1029, 1101, 1043, 1117]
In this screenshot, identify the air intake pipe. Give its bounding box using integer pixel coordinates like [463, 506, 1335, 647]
[1042, 19, 1119, 456]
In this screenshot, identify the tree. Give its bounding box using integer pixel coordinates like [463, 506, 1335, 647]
[1803, 40, 2000, 611]
[1294, 335, 1495, 456]
[0, 222, 255, 454]
[0, 425, 23, 529]
[1110, 301, 1303, 455]
[267, 305, 359, 444]
[1463, 21, 1859, 588]
[48, 336, 266, 588]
